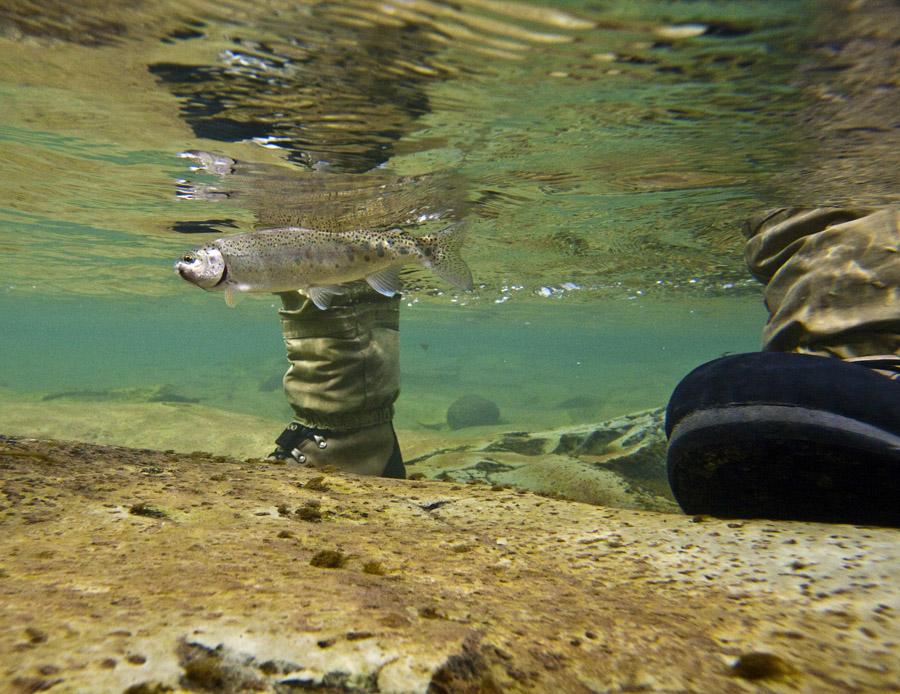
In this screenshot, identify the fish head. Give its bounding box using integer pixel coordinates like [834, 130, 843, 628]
[174, 247, 226, 289]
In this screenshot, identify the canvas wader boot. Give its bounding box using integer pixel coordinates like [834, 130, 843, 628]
[666, 207, 900, 526]
[268, 289, 406, 479]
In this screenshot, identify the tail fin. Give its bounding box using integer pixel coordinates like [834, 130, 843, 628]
[419, 222, 474, 292]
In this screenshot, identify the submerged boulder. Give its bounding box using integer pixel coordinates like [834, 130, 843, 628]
[409, 407, 674, 511]
[446, 394, 500, 430]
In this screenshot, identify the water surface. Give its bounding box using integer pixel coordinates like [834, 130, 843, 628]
[0, 0, 828, 454]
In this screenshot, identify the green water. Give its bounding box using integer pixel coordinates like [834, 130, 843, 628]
[0, 292, 767, 433]
[0, 0, 812, 450]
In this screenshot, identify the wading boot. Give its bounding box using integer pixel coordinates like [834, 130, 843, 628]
[665, 207, 900, 527]
[268, 421, 406, 478]
[665, 351, 900, 526]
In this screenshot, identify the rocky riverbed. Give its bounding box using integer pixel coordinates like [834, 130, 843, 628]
[2, 434, 899, 693]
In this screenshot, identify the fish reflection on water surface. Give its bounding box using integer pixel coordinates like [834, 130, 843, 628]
[175, 149, 471, 233]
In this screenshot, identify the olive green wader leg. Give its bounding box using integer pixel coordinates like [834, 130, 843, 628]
[743, 206, 900, 368]
[270, 289, 406, 478]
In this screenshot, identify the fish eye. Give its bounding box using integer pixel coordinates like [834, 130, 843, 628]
[182, 252, 196, 263]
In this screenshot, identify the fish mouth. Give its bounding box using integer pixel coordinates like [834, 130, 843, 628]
[174, 262, 202, 285]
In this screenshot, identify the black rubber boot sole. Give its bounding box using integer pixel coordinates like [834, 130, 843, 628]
[666, 352, 900, 526]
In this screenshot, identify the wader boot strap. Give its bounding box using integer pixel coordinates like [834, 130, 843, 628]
[272, 421, 405, 478]
[275, 422, 330, 463]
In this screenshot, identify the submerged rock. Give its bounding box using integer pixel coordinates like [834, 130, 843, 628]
[554, 395, 600, 410]
[411, 407, 673, 511]
[42, 383, 199, 404]
[484, 432, 547, 456]
[446, 394, 501, 430]
[1, 434, 899, 693]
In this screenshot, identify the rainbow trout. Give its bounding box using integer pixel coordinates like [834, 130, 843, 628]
[174, 223, 473, 309]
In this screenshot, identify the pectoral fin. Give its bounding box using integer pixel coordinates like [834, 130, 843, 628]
[224, 284, 245, 307]
[365, 266, 401, 297]
[307, 285, 345, 310]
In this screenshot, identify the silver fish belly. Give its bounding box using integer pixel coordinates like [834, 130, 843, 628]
[174, 223, 472, 309]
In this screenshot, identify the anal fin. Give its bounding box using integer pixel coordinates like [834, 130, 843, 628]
[365, 266, 401, 297]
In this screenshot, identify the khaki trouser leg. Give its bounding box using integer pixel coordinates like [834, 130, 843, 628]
[276, 290, 401, 476]
[743, 207, 900, 359]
